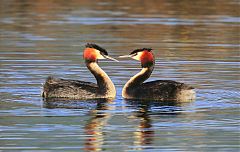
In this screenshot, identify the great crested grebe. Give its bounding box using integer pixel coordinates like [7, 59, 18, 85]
[120, 48, 196, 101]
[42, 43, 118, 99]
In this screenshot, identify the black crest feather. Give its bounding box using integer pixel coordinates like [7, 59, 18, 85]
[85, 43, 108, 55]
[130, 48, 152, 55]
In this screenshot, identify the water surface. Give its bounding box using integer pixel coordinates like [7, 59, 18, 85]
[0, 0, 239, 151]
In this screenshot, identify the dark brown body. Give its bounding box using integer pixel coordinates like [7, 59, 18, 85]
[42, 76, 101, 99]
[124, 79, 195, 101]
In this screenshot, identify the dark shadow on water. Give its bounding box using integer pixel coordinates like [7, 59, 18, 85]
[42, 98, 113, 109]
[125, 99, 191, 115]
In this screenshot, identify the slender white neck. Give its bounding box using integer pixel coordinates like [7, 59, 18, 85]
[123, 65, 154, 92]
[86, 61, 116, 98]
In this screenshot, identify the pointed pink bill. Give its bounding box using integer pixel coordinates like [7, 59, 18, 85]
[118, 55, 133, 58]
[103, 55, 119, 62]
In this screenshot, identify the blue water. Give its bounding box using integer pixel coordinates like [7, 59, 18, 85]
[0, 0, 239, 151]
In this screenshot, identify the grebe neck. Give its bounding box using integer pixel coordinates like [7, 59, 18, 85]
[86, 61, 116, 98]
[123, 64, 154, 90]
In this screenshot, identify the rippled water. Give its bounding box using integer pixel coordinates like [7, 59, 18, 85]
[0, 0, 239, 151]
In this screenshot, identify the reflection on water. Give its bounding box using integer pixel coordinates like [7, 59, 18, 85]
[0, 0, 239, 151]
[84, 100, 112, 151]
[133, 110, 154, 150]
[130, 105, 154, 150]
[129, 101, 155, 151]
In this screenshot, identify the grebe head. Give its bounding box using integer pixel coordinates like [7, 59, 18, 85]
[84, 43, 118, 62]
[119, 48, 154, 67]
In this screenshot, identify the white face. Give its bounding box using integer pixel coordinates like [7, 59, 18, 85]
[94, 49, 119, 62]
[95, 49, 106, 59]
[131, 52, 143, 61]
